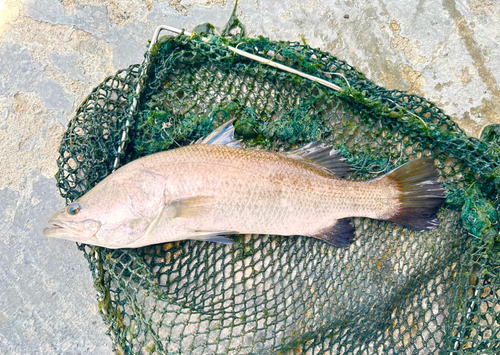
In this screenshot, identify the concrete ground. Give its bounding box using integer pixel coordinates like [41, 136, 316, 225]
[0, 0, 499, 354]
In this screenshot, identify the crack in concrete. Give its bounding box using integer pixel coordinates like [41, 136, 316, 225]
[442, 0, 500, 126]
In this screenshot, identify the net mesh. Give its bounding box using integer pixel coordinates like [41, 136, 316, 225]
[55, 32, 500, 354]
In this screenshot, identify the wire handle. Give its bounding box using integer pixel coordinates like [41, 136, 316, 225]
[149, 25, 343, 92]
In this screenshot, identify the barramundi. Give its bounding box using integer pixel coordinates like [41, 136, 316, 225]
[44, 120, 445, 248]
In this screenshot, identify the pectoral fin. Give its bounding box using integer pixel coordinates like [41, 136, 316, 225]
[174, 196, 216, 219]
[143, 196, 213, 237]
[175, 196, 236, 244]
[312, 218, 355, 248]
[137, 196, 221, 246]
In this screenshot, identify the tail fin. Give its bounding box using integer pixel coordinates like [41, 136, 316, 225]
[383, 158, 445, 230]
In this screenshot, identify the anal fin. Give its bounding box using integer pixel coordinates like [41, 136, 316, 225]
[312, 219, 355, 248]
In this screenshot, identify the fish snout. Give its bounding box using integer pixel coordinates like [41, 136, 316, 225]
[43, 220, 66, 238]
[43, 219, 101, 239]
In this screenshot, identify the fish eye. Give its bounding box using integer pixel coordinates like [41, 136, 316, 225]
[67, 202, 81, 215]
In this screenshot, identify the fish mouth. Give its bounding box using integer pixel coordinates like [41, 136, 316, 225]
[43, 220, 76, 238]
[43, 219, 100, 240]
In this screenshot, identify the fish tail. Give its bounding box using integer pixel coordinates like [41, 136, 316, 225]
[382, 158, 445, 230]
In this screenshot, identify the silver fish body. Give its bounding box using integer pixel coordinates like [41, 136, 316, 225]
[44, 122, 445, 249]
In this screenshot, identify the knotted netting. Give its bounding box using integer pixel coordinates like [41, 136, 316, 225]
[54, 28, 500, 354]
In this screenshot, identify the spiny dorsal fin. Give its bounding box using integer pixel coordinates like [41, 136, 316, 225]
[195, 118, 242, 147]
[312, 218, 355, 248]
[285, 142, 351, 178]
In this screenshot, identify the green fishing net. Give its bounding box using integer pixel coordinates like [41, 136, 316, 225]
[55, 28, 500, 354]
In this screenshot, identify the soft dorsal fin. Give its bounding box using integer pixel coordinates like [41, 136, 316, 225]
[285, 142, 351, 178]
[195, 118, 242, 147]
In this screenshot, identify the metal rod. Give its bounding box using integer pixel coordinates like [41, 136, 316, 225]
[149, 25, 342, 92]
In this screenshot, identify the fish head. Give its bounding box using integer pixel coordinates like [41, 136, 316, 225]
[44, 171, 165, 248]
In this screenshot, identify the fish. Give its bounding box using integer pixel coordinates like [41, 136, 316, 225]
[43, 120, 446, 249]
